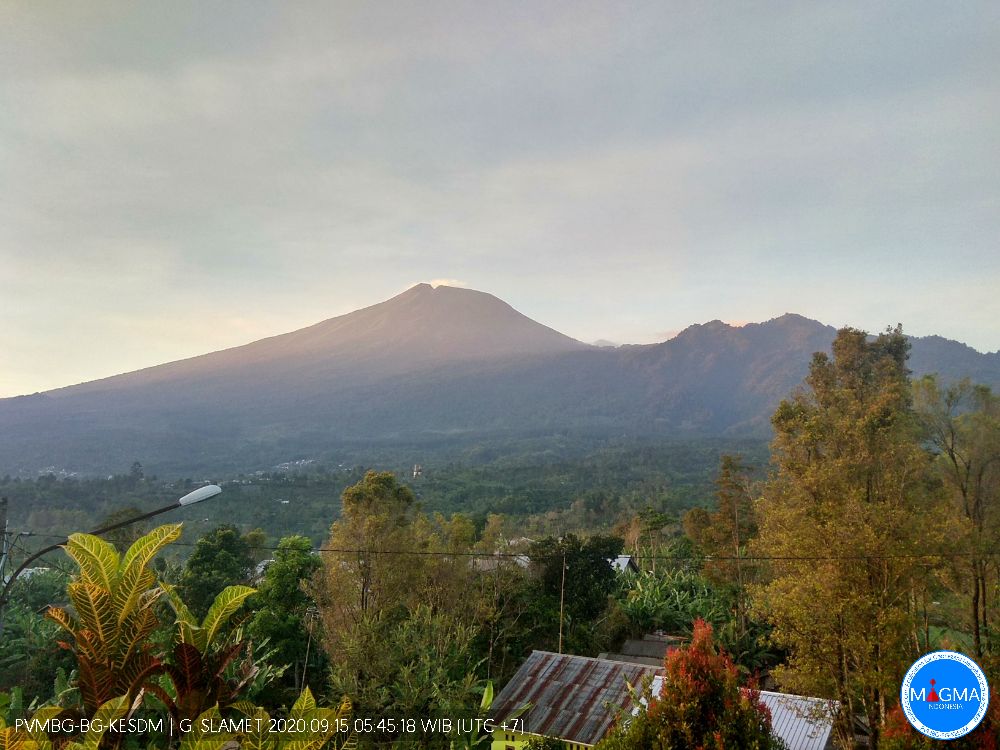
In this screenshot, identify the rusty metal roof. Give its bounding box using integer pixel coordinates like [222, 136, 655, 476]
[491, 651, 662, 746]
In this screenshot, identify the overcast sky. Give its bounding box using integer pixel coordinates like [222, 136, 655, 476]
[1, 2, 998, 396]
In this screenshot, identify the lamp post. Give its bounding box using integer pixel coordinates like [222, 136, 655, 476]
[0, 484, 222, 636]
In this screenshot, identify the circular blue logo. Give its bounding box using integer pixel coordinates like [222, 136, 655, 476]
[901, 651, 989, 739]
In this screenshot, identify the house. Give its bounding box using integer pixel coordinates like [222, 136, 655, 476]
[756, 691, 838, 750]
[599, 633, 685, 668]
[490, 651, 661, 750]
[253, 558, 274, 583]
[491, 650, 837, 750]
[608, 555, 639, 574]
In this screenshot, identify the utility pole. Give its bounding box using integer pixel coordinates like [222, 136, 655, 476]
[558, 550, 566, 654]
[0, 497, 9, 589]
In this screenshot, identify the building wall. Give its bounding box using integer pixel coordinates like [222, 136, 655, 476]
[490, 729, 594, 750]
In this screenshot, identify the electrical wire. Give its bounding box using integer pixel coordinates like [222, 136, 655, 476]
[11, 529, 998, 562]
[7, 535, 75, 578]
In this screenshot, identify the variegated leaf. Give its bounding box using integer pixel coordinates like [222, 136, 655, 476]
[121, 524, 181, 572]
[289, 687, 316, 717]
[79, 696, 128, 749]
[67, 582, 115, 653]
[161, 583, 198, 626]
[200, 585, 255, 651]
[64, 534, 119, 590]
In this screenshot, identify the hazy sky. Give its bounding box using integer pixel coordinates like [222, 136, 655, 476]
[1, 2, 998, 397]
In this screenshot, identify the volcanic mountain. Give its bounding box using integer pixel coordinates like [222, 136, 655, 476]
[1, 284, 997, 475]
[58, 283, 588, 396]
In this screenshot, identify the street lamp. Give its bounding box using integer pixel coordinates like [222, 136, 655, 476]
[0, 484, 222, 635]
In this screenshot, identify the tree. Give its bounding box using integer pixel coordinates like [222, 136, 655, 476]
[597, 619, 782, 750]
[180, 525, 257, 618]
[914, 376, 1000, 658]
[248, 535, 326, 700]
[315, 471, 487, 725]
[328, 604, 482, 729]
[528, 534, 622, 653]
[684, 455, 758, 632]
[314, 472, 421, 656]
[530, 534, 621, 623]
[752, 327, 945, 749]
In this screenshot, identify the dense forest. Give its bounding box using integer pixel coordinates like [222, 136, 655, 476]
[0, 436, 768, 553]
[2, 327, 1000, 749]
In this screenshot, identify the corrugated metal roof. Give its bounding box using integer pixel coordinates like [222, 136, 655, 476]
[598, 653, 665, 668]
[491, 651, 662, 746]
[757, 691, 837, 750]
[619, 638, 669, 659]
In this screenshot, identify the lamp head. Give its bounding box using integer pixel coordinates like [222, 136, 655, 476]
[177, 484, 222, 506]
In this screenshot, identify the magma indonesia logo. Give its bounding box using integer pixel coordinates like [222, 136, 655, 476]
[901, 651, 990, 740]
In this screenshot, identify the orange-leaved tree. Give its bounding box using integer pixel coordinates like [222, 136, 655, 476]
[599, 619, 783, 750]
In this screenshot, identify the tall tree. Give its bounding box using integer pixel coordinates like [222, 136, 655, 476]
[248, 535, 326, 700]
[315, 471, 487, 725]
[529, 534, 621, 624]
[314, 471, 421, 643]
[752, 327, 944, 749]
[180, 525, 257, 618]
[685, 455, 758, 630]
[914, 376, 1000, 658]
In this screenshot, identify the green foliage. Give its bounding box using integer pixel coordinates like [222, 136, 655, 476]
[0, 695, 129, 750]
[0, 570, 76, 701]
[530, 534, 621, 622]
[317, 472, 529, 736]
[523, 737, 565, 750]
[1, 438, 767, 551]
[914, 376, 1000, 658]
[97, 506, 149, 554]
[229, 688, 355, 750]
[152, 582, 259, 723]
[618, 568, 729, 635]
[46, 524, 181, 715]
[753, 326, 948, 749]
[0, 605, 75, 702]
[329, 604, 483, 724]
[179, 525, 258, 618]
[248, 535, 327, 702]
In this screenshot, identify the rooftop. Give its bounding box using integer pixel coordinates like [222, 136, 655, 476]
[491, 651, 661, 747]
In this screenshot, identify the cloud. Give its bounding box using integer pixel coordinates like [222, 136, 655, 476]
[428, 279, 468, 288]
[0, 2, 997, 395]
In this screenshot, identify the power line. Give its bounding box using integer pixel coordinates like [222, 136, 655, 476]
[7, 536, 74, 579]
[11, 529, 998, 562]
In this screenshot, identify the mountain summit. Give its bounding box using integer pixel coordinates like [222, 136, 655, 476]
[289, 282, 588, 363]
[57, 283, 587, 396]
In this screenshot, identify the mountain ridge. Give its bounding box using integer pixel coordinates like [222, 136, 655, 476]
[1, 285, 997, 475]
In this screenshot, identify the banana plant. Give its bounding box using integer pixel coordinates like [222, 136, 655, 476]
[149, 583, 258, 725]
[46, 525, 182, 715]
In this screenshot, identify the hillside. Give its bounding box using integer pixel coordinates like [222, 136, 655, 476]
[1, 286, 997, 475]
